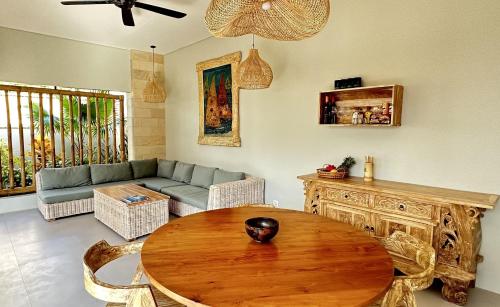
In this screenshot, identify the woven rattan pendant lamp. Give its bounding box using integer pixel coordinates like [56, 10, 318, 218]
[238, 35, 273, 89]
[205, 0, 330, 41]
[143, 45, 166, 103]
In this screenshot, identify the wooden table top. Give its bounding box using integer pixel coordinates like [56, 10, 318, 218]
[94, 184, 169, 206]
[141, 207, 394, 306]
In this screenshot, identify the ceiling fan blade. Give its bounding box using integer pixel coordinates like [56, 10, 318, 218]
[61, 1, 113, 5]
[121, 7, 135, 26]
[134, 2, 186, 19]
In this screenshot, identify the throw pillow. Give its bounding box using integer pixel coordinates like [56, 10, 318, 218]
[130, 158, 157, 179]
[171, 162, 195, 183]
[213, 169, 245, 185]
[157, 159, 177, 178]
[90, 162, 133, 184]
[190, 165, 217, 189]
[39, 165, 92, 190]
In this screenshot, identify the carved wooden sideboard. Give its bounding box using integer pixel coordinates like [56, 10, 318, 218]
[297, 174, 498, 305]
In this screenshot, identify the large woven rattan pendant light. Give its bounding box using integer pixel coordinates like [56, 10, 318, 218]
[143, 45, 166, 103]
[238, 35, 273, 89]
[205, 0, 330, 41]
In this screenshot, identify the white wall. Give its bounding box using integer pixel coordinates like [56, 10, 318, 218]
[0, 27, 131, 92]
[164, 0, 500, 293]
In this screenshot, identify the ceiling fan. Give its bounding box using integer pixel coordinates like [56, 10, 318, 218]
[60, 0, 186, 27]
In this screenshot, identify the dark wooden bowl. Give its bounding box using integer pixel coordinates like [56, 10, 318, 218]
[245, 217, 279, 243]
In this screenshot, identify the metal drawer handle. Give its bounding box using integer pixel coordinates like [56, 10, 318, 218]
[344, 194, 349, 199]
[398, 204, 407, 211]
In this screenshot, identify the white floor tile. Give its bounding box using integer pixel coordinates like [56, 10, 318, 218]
[0, 221, 13, 249]
[0, 283, 31, 307]
[0, 245, 19, 273]
[0, 264, 31, 307]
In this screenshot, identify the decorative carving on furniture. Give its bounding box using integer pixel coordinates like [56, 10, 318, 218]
[438, 207, 461, 267]
[325, 188, 370, 207]
[374, 196, 432, 219]
[441, 277, 470, 306]
[298, 174, 498, 305]
[435, 204, 485, 305]
[438, 205, 483, 270]
[376, 231, 436, 307]
[303, 180, 321, 215]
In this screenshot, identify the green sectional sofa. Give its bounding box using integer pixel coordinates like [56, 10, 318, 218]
[36, 159, 265, 221]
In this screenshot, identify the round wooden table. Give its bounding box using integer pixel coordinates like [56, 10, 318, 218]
[141, 207, 394, 306]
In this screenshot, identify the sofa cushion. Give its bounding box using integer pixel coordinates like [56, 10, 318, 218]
[190, 165, 217, 189]
[157, 159, 177, 179]
[160, 185, 209, 210]
[171, 162, 195, 183]
[213, 169, 245, 185]
[39, 165, 92, 190]
[38, 180, 144, 204]
[90, 163, 133, 184]
[137, 177, 186, 192]
[38, 186, 94, 204]
[130, 158, 157, 179]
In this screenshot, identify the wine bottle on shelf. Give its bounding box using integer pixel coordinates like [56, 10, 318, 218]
[330, 96, 337, 124]
[322, 96, 331, 124]
[388, 106, 393, 125]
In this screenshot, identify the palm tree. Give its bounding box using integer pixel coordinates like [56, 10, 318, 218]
[27, 93, 127, 165]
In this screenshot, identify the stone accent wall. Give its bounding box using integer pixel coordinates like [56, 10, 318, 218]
[128, 50, 166, 160]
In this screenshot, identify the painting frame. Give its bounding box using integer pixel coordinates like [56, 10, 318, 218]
[197, 51, 241, 147]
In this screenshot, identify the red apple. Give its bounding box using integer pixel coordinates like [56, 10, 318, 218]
[325, 164, 336, 171]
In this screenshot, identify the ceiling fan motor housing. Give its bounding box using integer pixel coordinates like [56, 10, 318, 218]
[114, 0, 135, 9]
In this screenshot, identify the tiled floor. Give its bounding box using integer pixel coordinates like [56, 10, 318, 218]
[0, 209, 499, 307]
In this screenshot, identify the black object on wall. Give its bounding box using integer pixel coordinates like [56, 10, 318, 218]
[334, 77, 362, 89]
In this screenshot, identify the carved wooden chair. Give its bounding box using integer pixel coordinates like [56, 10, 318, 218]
[375, 231, 436, 307]
[236, 203, 278, 208]
[83, 240, 183, 307]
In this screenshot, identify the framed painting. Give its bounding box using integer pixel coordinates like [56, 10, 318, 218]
[197, 51, 241, 147]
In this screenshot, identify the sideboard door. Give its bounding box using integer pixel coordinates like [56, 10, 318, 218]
[373, 213, 434, 244]
[323, 202, 372, 234]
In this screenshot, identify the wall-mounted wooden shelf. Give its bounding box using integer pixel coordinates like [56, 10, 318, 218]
[318, 85, 404, 127]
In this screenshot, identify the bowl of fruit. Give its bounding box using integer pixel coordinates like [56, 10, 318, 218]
[317, 156, 356, 179]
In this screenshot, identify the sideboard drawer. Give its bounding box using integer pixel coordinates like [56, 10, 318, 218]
[324, 188, 370, 208]
[374, 196, 433, 219]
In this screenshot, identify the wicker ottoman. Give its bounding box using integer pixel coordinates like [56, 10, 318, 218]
[94, 184, 170, 241]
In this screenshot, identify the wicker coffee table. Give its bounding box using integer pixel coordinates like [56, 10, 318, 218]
[94, 184, 170, 241]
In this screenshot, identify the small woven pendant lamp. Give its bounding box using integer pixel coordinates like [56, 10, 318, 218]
[205, 0, 330, 41]
[238, 35, 273, 89]
[143, 45, 166, 103]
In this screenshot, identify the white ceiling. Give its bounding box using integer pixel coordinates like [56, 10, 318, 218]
[0, 0, 212, 54]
